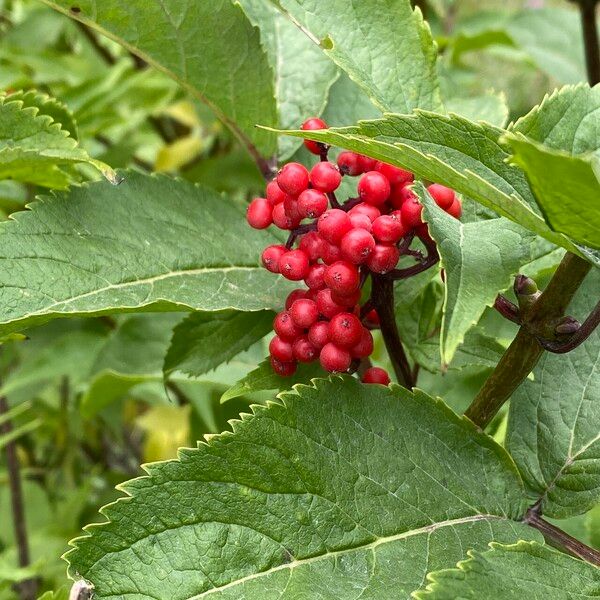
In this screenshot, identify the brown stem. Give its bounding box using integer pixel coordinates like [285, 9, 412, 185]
[0, 396, 38, 600]
[465, 253, 592, 428]
[388, 235, 439, 280]
[371, 275, 414, 388]
[524, 506, 600, 566]
[570, 0, 600, 84]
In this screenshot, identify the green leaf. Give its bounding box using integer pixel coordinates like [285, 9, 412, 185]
[506, 270, 600, 518]
[419, 184, 533, 365]
[0, 171, 294, 337]
[271, 111, 591, 262]
[445, 91, 509, 127]
[321, 72, 382, 126]
[238, 0, 338, 160]
[164, 310, 273, 378]
[274, 0, 443, 114]
[505, 134, 600, 250]
[417, 541, 600, 599]
[66, 378, 539, 599]
[0, 418, 41, 450]
[42, 0, 278, 157]
[0, 91, 116, 187]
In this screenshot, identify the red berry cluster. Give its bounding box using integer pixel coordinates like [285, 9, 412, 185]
[247, 117, 462, 384]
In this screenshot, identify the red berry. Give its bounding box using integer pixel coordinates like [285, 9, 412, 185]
[304, 263, 327, 290]
[428, 184, 455, 210]
[317, 209, 352, 245]
[301, 117, 328, 155]
[340, 228, 376, 264]
[310, 162, 341, 193]
[372, 214, 406, 243]
[293, 336, 318, 362]
[279, 250, 310, 281]
[277, 162, 309, 196]
[299, 231, 324, 262]
[261, 244, 287, 273]
[316, 288, 346, 319]
[272, 202, 296, 230]
[349, 203, 381, 222]
[290, 298, 319, 328]
[271, 356, 297, 377]
[308, 321, 330, 349]
[247, 198, 273, 229]
[375, 162, 414, 186]
[348, 212, 373, 231]
[446, 198, 462, 219]
[416, 223, 433, 244]
[364, 309, 380, 327]
[321, 241, 343, 265]
[337, 151, 363, 176]
[358, 171, 391, 206]
[358, 155, 378, 172]
[273, 311, 302, 341]
[319, 343, 351, 372]
[329, 312, 363, 348]
[324, 261, 360, 296]
[269, 336, 294, 362]
[362, 367, 391, 385]
[283, 195, 302, 219]
[351, 328, 374, 358]
[400, 196, 423, 228]
[331, 288, 361, 307]
[266, 180, 286, 205]
[297, 189, 328, 219]
[367, 244, 400, 274]
[285, 289, 307, 311]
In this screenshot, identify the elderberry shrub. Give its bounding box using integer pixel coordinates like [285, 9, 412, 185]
[247, 118, 462, 383]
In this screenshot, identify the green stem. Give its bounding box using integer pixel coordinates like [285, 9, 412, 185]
[465, 252, 591, 428]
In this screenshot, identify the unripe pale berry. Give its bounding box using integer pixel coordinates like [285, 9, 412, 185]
[367, 244, 400, 274]
[269, 336, 294, 362]
[290, 298, 319, 328]
[340, 228, 376, 264]
[324, 261, 360, 296]
[261, 244, 287, 273]
[279, 249, 310, 281]
[428, 183, 455, 210]
[400, 197, 423, 228]
[358, 171, 391, 206]
[271, 356, 297, 377]
[320, 343, 351, 372]
[372, 214, 406, 243]
[266, 180, 286, 205]
[350, 328, 374, 358]
[273, 311, 302, 341]
[362, 367, 391, 385]
[329, 312, 363, 348]
[293, 336, 318, 363]
[277, 162, 309, 196]
[310, 162, 341, 193]
[301, 117, 328, 155]
[446, 198, 462, 219]
[298, 189, 328, 219]
[285, 289, 306, 311]
[337, 151, 363, 176]
[375, 162, 414, 186]
[308, 321, 330, 349]
[299, 231, 324, 262]
[304, 263, 327, 290]
[316, 288, 346, 319]
[247, 198, 273, 229]
[318, 209, 352, 245]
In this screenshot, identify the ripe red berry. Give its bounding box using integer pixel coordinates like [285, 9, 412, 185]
[331, 288, 361, 307]
[301, 117, 328, 155]
[367, 244, 400, 274]
[337, 151, 363, 176]
[349, 203, 381, 222]
[308, 321, 330, 349]
[283, 195, 302, 220]
[358, 155, 378, 172]
[348, 212, 372, 231]
[310, 162, 341, 193]
[290, 298, 319, 328]
[329, 312, 363, 348]
[279, 250, 310, 281]
[364, 309, 380, 327]
[416, 223, 433, 244]
[320, 241, 343, 265]
[340, 228, 376, 264]
[261, 244, 287, 273]
[446, 198, 462, 219]
[277, 162, 309, 197]
[285, 289, 307, 311]
[271, 356, 297, 377]
[273, 311, 303, 341]
[266, 180, 286, 205]
[351, 328, 374, 358]
[316, 288, 346, 319]
[375, 162, 414, 186]
[358, 171, 391, 206]
[362, 367, 391, 385]
[304, 263, 327, 290]
[400, 196, 423, 228]
[272, 202, 297, 230]
[269, 336, 294, 362]
[372, 214, 406, 243]
[299, 231, 324, 262]
[320, 343, 351, 372]
[292, 336, 318, 362]
[324, 261, 360, 296]
[297, 189, 328, 219]
[247, 198, 273, 229]
[428, 184, 455, 210]
[318, 209, 352, 245]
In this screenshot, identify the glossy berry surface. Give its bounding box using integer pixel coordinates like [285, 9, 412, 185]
[301, 117, 328, 155]
[310, 162, 341, 193]
[324, 261, 360, 296]
[428, 183, 455, 210]
[329, 312, 363, 348]
[298, 189, 328, 219]
[290, 298, 319, 328]
[358, 171, 391, 206]
[340, 228, 376, 264]
[247, 198, 272, 229]
[362, 367, 391, 384]
[277, 162, 309, 197]
[319, 343, 351, 373]
[261, 244, 286, 273]
[278, 250, 310, 281]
